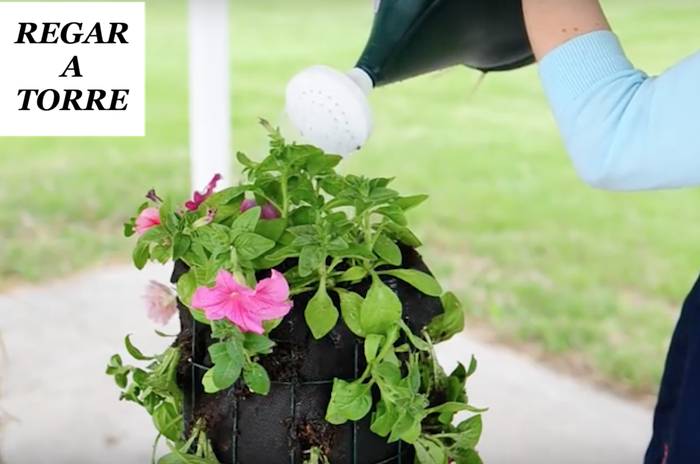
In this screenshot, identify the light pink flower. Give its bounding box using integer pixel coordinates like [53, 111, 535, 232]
[134, 207, 161, 235]
[143, 281, 177, 325]
[240, 198, 281, 219]
[191, 269, 292, 334]
[185, 173, 222, 211]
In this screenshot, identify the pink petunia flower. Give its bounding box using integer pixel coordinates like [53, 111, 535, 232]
[143, 280, 178, 325]
[134, 207, 161, 235]
[190, 269, 293, 334]
[185, 173, 222, 211]
[240, 198, 281, 219]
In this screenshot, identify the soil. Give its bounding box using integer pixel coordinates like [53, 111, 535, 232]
[296, 418, 337, 456]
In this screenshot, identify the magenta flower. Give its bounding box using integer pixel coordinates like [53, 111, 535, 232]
[134, 207, 161, 235]
[191, 269, 293, 334]
[143, 281, 177, 325]
[240, 198, 281, 219]
[185, 173, 222, 211]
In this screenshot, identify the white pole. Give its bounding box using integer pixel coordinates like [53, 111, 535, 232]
[188, 0, 232, 191]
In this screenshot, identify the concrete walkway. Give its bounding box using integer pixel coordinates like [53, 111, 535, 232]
[0, 264, 653, 464]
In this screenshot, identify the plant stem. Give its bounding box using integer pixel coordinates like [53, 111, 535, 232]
[151, 433, 162, 464]
[281, 171, 290, 218]
[362, 211, 373, 254]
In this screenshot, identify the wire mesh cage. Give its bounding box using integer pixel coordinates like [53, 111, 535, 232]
[171, 246, 444, 464]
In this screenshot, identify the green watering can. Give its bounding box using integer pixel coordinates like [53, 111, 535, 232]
[284, 0, 533, 156]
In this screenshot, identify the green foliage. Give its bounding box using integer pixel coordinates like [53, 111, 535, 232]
[116, 120, 483, 463]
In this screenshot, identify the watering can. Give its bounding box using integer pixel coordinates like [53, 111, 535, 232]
[284, 0, 534, 156]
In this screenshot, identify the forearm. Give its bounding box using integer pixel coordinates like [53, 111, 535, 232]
[521, 0, 611, 60]
[522, 0, 700, 191]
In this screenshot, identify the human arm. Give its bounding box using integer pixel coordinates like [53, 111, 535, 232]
[522, 0, 700, 191]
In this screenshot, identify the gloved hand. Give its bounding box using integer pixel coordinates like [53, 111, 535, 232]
[356, 0, 534, 86]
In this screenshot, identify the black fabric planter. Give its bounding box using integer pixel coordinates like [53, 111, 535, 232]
[171, 246, 444, 464]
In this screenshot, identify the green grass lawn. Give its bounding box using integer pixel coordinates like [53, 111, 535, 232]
[2, 0, 700, 396]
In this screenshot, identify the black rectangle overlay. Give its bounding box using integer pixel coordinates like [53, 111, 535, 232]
[0, 3, 144, 135]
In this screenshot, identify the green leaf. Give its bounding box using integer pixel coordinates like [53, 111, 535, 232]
[114, 371, 128, 388]
[370, 399, 399, 437]
[329, 244, 376, 261]
[140, 225, 169, 242]
[299, 245, 326, 277]
[205, 185, 248, 207]
[159, 199, 179, 232]
[398, 320, 430, 351]
[427, 291, 466, 342]
[372, 361, 402, 387]
[319, 175, 347, 196]
[379, 269, 442, 297]
[325, 379, 373, 425]
[375, 205, 407, 226]
[373, 234, 402, 266]
[335, 289, 366, 338]
[182, 242, 208, 267]
[234, 232, 275, 260]
[455, 415, 483, 450]
[208, 342, 229, 364]
[306, 154, 342, 175]
[189, 308, 211, 325]
[255, 217, 288, 242]
[124, 220, 135, 237]
[305, 286, 339, 339]
[132, 242, 150, 270]
[266, 244, 302, 262]
[194, 224, 232, 252]
[393, 194, 428, 212]
[202, 368, 219, 393]
[243, 363, 271, 395]
[172, 234, 191, 261]
[336, 266, 368, 283]
[360, 275, 402, 335]
[429, 401, 487, 415]
[212, 357, 242, 390]
[369, 187, 399, 202]
[289, 205, 316, 226]
[414, 437, 447, 464]
[176, 270, 196, 306]
[449, 448, 484, 464]
[158, 448, 220, 464]
[232, 205, 260, 231]
[150, 244, 171, 263]
[236, 151, 256, 167]
[262, 317, 283, 333]
[152, 401, 182, 441]
[383, 222, 422, 248]
[125, 335, 152, 361]
[243, 333, 276, 354]
[388, 411, 421, 444]
[364, 334, 383, 363]
[466, 355, 478, 377]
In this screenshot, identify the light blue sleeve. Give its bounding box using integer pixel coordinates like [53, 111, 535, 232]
[538, 30, 700, 191]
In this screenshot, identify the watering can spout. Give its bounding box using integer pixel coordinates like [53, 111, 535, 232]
[284, 0, 533, 156]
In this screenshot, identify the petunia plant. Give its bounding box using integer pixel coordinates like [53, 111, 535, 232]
[108, 119, 484, 464]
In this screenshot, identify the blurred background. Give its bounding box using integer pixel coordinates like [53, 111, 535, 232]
[2, 0, 700, 461]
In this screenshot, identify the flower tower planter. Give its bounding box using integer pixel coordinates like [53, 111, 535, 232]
[109, 120, 484, 464]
